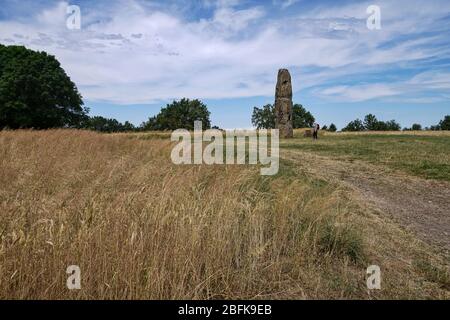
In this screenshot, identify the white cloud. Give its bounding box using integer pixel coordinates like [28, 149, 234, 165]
[409, 71, 450, 90]
[318, 84, 400, 102]
[273, 0, 301, 9]
[316, 70, 450, 102]
[210, 7, 265, 34]
[36, 1, 68, 26]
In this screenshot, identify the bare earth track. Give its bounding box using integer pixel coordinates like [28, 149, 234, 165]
[283, 149, 450, 253]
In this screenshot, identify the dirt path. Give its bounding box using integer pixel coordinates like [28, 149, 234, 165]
[283, 149, 450, 253]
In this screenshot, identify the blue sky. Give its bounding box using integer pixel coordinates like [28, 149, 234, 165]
[1, 0, 449, 129]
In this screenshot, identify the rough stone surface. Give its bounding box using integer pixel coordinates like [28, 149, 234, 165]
[275, 69, 293, 138]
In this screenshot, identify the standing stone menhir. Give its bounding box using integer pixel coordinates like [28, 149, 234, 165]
[275, 69, 293, 138]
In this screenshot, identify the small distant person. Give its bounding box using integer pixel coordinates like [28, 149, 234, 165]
[312, 123, 320, 140]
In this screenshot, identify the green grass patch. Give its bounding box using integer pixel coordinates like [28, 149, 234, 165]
[414, 258, 450, 290]
[317, 221, 366, 264]
[282, 134, 450, 181]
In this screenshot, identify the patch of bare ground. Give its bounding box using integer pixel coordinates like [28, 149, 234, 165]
[283, 149, 450, 253]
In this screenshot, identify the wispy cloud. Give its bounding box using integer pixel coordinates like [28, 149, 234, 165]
[316, 70, 450, 102]
[273, 0, 301, 9]
[317, 84, 400, 102]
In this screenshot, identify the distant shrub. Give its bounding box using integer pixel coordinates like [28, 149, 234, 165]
[328, 123, 337, 132]
[82, 116, 136, 133]
[343, 114, 401, 131]
[342, 119, 365, 132]
[439, 115, 450, 130]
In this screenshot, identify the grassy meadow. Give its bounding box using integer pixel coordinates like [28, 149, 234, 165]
[285, 130, 450, 181]
[0, 129, 449, 299]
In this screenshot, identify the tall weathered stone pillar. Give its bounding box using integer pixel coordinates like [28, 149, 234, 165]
[274, 69, 293, 138]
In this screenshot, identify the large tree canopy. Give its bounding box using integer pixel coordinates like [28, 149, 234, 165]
[251, 103, 315, 129]
[142, 98, 211, 131]
[292, 104, 315, 128]
[439, 115, 450, 130]
[342, 119, 365, 132]
[251, 104, 275, 129]
[0, 45, 87, 129]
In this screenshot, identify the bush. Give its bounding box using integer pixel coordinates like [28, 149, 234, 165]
[328, 123, 337, 132]
[364, 114, 400, 131]
[142, 98, 211, 131]
[343, 115, 401, 132]
[82, 116, 136, 133]
[342, 119, 365, 132]
[384, 119, 401, 131]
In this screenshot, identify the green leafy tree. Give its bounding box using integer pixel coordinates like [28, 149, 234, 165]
[251, 104, 275, 129]
[143, 98, 211, 131]
[342, 119, 365, 132]
[429, 125, 440, 131]
[439, 115, 450, 130]
[0, 45, 87, 129]
[292, 104, 315, 128]
[251, 103, 315, 129]
[328, 123, 337, 132]
[364, 114, 379, 130]
[84, 116, 123, 133]
[122, 121, 136, 132]
[411, 123, 422, 131]
[362, 114, 400, 131]
[384, 119, 401, 131]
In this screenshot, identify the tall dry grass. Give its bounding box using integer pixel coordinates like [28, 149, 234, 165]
[0, 130, 448, 299]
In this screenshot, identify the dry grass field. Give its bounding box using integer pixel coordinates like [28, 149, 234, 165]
[0, 129, 449, 299]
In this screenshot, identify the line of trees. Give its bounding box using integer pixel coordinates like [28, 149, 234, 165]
[251, 104, 342, 133]
[420, 116, 450, 131]
[0, 45, 212, 132]
[79, 116, 137, 133]
[141, 98, 211, 131]
[321, 123, 337, 132]
[76, 99, 212, 133]
[342, 114, 401, 132]
[342, 114, 450, 132]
